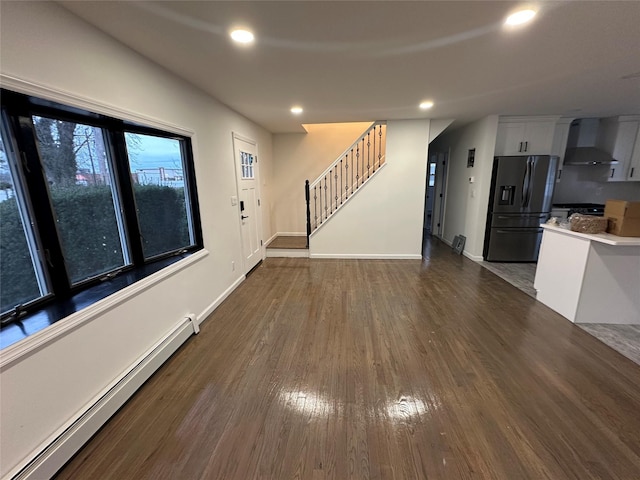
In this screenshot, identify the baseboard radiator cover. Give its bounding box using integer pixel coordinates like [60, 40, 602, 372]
[8, 314, 198, 480]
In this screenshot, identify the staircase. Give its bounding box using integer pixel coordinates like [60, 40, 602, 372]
[305, 122, 387, 243]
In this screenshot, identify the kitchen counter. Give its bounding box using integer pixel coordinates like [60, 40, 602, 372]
[540, 224, 640, 246]
[534, 225, 640, 324]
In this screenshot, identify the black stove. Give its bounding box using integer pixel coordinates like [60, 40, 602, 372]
[552, 203, 605, 217]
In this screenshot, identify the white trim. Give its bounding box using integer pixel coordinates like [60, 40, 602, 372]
[0, 74, 194, 137]
[197, 275, 245, 324]
[0, 250, 209, 369]
[231, 132, 257, 145]
[265, 232, 279, 246]
[309, 253, 422, 260]
[266, 249, 310, 258]
[463, 251, 483, 261]
[8, 317, 195, 480]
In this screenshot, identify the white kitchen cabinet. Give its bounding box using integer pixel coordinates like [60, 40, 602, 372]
[597, 116, 639, 182]
[494, 116, 559, 156]
[626, 127, 640, 181]
[550, 118, 574, 182]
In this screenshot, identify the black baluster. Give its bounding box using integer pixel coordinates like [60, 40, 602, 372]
[350, 149, 354, 194]
[324, 176, 328, 221]
[373, 126, 377, 173]
[367, 131, 371, 179]
[335, 167, 338, 209]
[356, 144, 360, 189]
[314, 185, 318, 228]
[344, 155, 349, 199]
[329, 168, 333, 214]
[361, 138, 365, 185]
[378, 125, 383, 169]
[340, 159, 343, 204]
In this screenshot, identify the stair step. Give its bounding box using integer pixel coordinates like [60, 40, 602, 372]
[266, 235, 309, 258]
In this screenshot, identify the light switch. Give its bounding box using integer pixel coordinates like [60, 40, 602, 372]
[231, 195, 238, 206]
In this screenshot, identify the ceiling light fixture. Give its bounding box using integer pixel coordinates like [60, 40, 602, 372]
[504, 9, 537, 26]
[419, 101, 434, 110]
[230, 29, 254, 44]
[290, 106, 303, 115]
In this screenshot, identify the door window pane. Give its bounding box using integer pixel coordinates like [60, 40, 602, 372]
[240, 151, 254, 179]
[33, 116, 128, 284]
[0, 129, 47, 312]
[125, 133, 192, 258]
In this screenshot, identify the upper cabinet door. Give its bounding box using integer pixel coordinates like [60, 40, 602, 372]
[494, 117, 559, 156]
[495, 122, 526, 156]
[522, 121, 557, 155]
[626, 127, 640, 182]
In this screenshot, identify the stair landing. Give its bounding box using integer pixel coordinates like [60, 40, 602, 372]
[266, 235, 309, 257]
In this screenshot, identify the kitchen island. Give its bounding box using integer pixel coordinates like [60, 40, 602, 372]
[534, 224, 640, 324]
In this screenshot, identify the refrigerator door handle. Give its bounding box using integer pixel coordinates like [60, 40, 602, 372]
[521, 158, 531, 207]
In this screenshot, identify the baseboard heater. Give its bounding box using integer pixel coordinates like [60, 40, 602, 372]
[9, 314, 199, 480]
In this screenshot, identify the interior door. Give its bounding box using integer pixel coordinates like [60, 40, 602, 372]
[431, 151, 448, 237]
[233, 135, 262, 273]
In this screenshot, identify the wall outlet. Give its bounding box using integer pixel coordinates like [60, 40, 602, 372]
[232, 261, 235, 271]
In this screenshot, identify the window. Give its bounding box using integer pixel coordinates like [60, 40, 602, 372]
[125, 133, 193, 258]
[0, 123, 49, 313]
[0, 89, 202, 337]
[33, 116, 129, 283]
[240, 150, 255, 179]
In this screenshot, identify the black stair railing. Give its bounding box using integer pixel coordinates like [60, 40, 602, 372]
[305, 122, 386, 244]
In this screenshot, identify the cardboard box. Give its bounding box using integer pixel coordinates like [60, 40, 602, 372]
[605, 200, 640, 237]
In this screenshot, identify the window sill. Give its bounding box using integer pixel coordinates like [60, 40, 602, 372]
[0, 249, 208, 367]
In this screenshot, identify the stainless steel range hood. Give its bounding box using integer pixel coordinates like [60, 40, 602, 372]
[563, 146, 618, 165]
[563, 118, 618, 165]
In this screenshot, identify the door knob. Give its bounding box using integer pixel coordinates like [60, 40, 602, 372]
[241, 215, 249, 220]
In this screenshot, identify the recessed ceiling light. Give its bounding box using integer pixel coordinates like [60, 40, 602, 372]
[290, 106, 303, 115]
[230, 29, 254, 44]
[419, 101, 434, 110]
[504, 9, 537, 26]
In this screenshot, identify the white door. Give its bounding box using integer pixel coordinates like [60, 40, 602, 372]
[233, 135, 262, 273]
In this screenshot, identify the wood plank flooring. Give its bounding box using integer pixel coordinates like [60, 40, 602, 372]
[267, 235, 308, 249]
[55, 239, 640, 479]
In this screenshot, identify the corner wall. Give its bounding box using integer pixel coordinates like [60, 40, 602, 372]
[0, 2, 273, 477]
[430, 116, 499, 259]
[310, 119, 430, 258]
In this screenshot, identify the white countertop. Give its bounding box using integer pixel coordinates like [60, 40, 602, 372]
[541, 224, 640, 246]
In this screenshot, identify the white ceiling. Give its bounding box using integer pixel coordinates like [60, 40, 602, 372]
[59, 1, 640, 133]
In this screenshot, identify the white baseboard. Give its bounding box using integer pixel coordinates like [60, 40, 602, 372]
[197, 275, 246, 324]
[309, 253, 422, 260]
[11, 318, 195, 480]
[463, 251, 483, 261]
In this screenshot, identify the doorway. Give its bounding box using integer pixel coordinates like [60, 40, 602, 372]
[423, 151, 448, 241]
[233, 134, 262, 274]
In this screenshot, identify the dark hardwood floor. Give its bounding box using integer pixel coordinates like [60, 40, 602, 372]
[55, 239, 640, 479]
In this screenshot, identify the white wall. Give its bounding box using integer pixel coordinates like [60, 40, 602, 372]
[430, 116, 499, 260]
[310, 119, 430, 258]
[0, 2, 273, 477]
[272, 122, 372, 235]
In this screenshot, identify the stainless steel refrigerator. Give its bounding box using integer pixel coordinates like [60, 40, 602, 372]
[483, 155, 558, 262]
